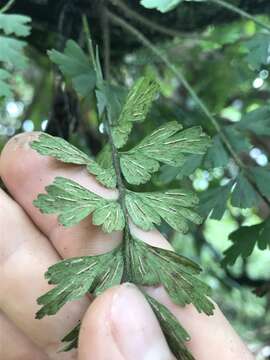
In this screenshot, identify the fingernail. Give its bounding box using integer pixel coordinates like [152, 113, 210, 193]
[109, 283, 173, 360]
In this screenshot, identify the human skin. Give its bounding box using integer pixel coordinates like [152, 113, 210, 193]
[0, 132, 255, 360]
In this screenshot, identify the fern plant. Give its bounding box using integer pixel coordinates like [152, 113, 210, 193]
[30, 34, 214, 360]
[0, 6, 31, 99]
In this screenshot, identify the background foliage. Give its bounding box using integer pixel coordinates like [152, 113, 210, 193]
[1, 0, 270, 358]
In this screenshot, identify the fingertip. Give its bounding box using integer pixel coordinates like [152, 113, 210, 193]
[0, 131, 49, 188]
[0, 132, 122, 258]
[79, 284, 174, 360]
[0, 131, 118, 200]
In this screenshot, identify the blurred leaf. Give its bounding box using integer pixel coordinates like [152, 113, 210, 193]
[231, 173, 259, 208]
[0, 69, 11, 98]
[140, 0, 183, 13]
[48, 40, 96, 97]
[236, 107, 270, 135]
[199, 182, 233, 220]
[158, 154, 203, 183]
[250, 166, 270, 197]
[96, 83, 126, 123]
[0, 36, 27, 69]
[61, 323, 80, 352]
[245, 33, 270, 69]
[225, 126, 251, 152]
[223, 219, 270, 266]
[0, 13, 31, 36]
[177, 154, 204, 179]
[204, 135, 229, 168]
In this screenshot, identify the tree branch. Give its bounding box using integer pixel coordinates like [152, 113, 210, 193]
[101, 5, 111, 80]
[0, 0, 16, 13]
[209, 0, 270, 33]
[109, 0, 196, 39]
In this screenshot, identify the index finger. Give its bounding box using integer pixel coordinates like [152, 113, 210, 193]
[0, 132, 122, 259]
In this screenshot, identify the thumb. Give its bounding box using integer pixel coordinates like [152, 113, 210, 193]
[78, 283, 175, 360]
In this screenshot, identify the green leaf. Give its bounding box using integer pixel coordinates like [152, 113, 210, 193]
[120, 121, 210, 185]
[111, 76, 159, 148]
[0, 36, 28, 69]
[236, 107, 270, 136]
[250, 166, 270, 198]
[0, 69, 11, 98]
[158, 154, 203, 183]
[0, 13, 31, 37]
[204, 135, 229, 168]
[224, 126, 251, 152]
[231, 173, 259, 209]
[120, 151, 160, 185]
[31, 134, 116, 188]
[199, 182, 233, 220]
[48, 40, 96, 97]
[245, 33, 270, 69]
[146, 295, 195, 360]
[31, 133, 91, 165]
[33, 177, 124, 232]
[126, 189, 201, 233]
[176, 154, 204, 180]
[92, 201, 125, 233]
[36, 246, 123, 319]
[222, 219, 270, 266]
[0, 15, 31, 99]
[96, 144, 113, 169]
[87, 162, 116, 189]
[61, 323, 80, 352]
[96, 83, 127, 123]
[140, 0, 183, 13]
[130, 237, 214, 315]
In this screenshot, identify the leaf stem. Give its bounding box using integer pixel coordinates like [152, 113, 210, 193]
[82, 15, 98, 74]
[209, 0, 270, 33]
[0, 0, 16, 13]
[82, 13, 133, 280]
[108, 10, 270, 208]
[105, 121, 133, 280]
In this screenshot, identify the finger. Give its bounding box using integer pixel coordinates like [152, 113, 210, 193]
[124, 223, 253, 359]
[0, 133, 253, 359]
[131, 225, 254, 359]
[0, 189, 89, 359]
[146, 287, 254, 360]
[0, 132, 122, 258]
[79, 284, 175, 360]
[0, 311, 48, 360]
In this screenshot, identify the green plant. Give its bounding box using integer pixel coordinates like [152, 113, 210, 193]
[0, 1, 31, 99]
[30, 29, 215, 358]
[2, 0, 270, 356]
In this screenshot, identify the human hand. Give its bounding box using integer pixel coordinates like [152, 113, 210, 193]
[0, 133, 255, 360]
